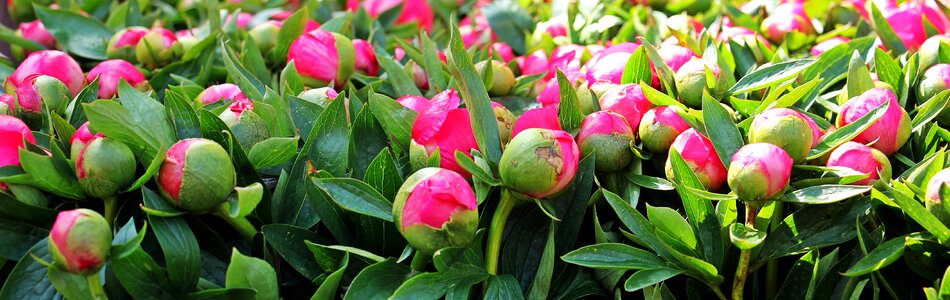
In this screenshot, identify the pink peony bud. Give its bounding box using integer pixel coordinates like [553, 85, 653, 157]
[727, 143, 794, 202]
[288, 30, 355, 89]
[800, 112, 824, 148]
[158, 138, 237, 212]
[86, 60, 149, 99]
[298, 87, 340, 107]
[639, 106, 691, 154]
[518, 50, 549, 77]
[218, 99, 270, 149]
[577, 111, 636, 173]
[885, 1, 950, 50]
[107, 27, 149, 62]
[748, 108, 815, 162]
[224, 12, 253, 29]
[6, 50, 84, 96]
[812, 36, 851, 57]
[392, 168, 478, 255]
[925, 168, 950, 224]
[512, 106, 562, 138]
[347, 0, 434, 31]
[248, 21, 281, 54]
[409, 89, 479, 177]
[666, 128, 728, 191]
[14, 74, 71, 119]
[0, 115, 35, 167]
[717, 26, 772, 63]
[70, 122, 103, 161]
[352, 39, 380, 76]
[476, 60, 515, 96]
[134, 27, 182, 68]
[760, 4, 816, 46]
[598, 84, 652, 131]
[659, 45, 697, 73]
[918, 64, 950, 125]
[48, 209, 112, 274]
[499, 128, 580, 198]
[836, 88, 911, 155]
[76, 136, 136, 198]
[16, 20, 56, 50]
[491, 43, 516, 62]
[396, 95, 430, 113]
[919, 35, 950, 71]
[197, 83, 248, 106]
[826, 141, 892, 186]
[585, 42, 639, 88]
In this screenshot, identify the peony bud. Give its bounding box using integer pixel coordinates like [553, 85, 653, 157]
[919, 35, 950, 71]
[396, 95, 430, 113]
[811, 36, 851, 57]
[918, 64, 950, 102]
[14, 74, 71, 118]
[492, 102, 516, 146]
[826, 141, 892, 186]
[759, 4, 816, 48]
[248, 21, 281, 54]
[585, 43, 638, 88]
[666, 128, 727, 191]
[727, 143, 793, 203]
[352, 39, 380, 76]
[748, 108, 814, 162]
[107, 27, 149, 62]
[75, 137, 136, 198]
[499, 128, 580, 198]
[518, 50, 549, 77]
[639, 106, 691, 154]
[836, 88, 911, 155]
[134, 28, 182, 68]
[492, 43, 516, 62]
[86, 60, 150, 99]
[48, 209, 112, 274]
[886, 1, 949, 51]
[800, 112, 824, 148]
[577, 111, 636, 173]
[6, 50, 84, 96]
[835, 80, 894, 105]
[298, 87, 340, 108]
[392, 168, 478, 255]
[0, 115, 35, 167]
[675, 58, 730, 108]
[158, 138, 237, 212]
[406, 60, 430, 91]
[287, 30, 355, 89]
[409, 89, 479, 176]
[0, 94, 12, 115]
[598, 84, 652, 131]
[659, 45, 697, 73]
[348, 0, 435, 31]
[475, 60, 515, 96]
[218, 100, 270, 149]
[70, 122, 102, 162]
[925, 168, 950, 224]
[512, 106, 562, 138]
[15, 20, 56, 54]
[197, 83, 248, 107]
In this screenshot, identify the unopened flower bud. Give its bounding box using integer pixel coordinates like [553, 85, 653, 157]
[727, 143, 793, 203]
[107, 27, 148, 62]
[577, 111, 636, 173]
[639, 106, 691, 153]
[666, 128, 727, 191]
[158, 138, 236, 212]
[392, 168, 478, 255]
[475, 60, 516, 96]
[748, 108, 814, 162]
[218, 100, 270, 149]
[48, 209, 112, 274]
[826, 141, 892, 186]
[287, 30, 355, 89]
[76, 137, 136, 198]
[135, 28, 182, 68]
[499, 128, 580, 198]
[836, 88, 911, 155]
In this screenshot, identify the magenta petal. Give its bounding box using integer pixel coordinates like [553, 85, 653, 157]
[512, 106, 562, 138]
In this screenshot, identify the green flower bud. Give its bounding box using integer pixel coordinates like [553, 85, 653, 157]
[76, 137, 136, 198]
[158, 139, 236, 212]
[499, 128, 580, 198]
[49, 209, 112, 275]
[475, 60, 516, 96]
[748, 108, 814, 162]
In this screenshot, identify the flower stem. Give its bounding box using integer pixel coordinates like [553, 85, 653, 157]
[86, 273, 108, 300]
[103, 196, 118, 230]
[731, 205, 760, 300]
[410, 251, 431, 272]
[485, 189, 519, 275]
[214, 206, 258, 242]
[765, 203, 783, 300]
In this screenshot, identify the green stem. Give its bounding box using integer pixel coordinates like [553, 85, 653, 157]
[732, 205, 760, 300]
[485, 189, 519, 275]
[410, 251, 431, 272]
[764, 203, 783, 300]
[86, 273, 108, 300]
[214, 206, 258, 242]
[103, 196, 118, 230]
[710, 285, 728, 300]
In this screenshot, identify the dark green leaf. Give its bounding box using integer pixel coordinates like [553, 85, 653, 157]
[702, 95, 744, 168]
[482, 1, 534, 54]
[807, 100, 888, 160]
[143, 187, 200, 297]
[313, 178, 394, 222]
[561, 243, 667, 270]
[843, 234, 909, 276]
[485, 275, 525, 300]
[779, 185, 871, 204]
[447, 24, 503, 166]
[729, 59, 815, 94]
[308, 97, 349, 176]
[225, 249, 278, 300]
[623, 268, 683, 292]
[34, 5, 112, 59]
[247, 136, 299, 170]
[729, 223, 766, 250]
[343, 258, 412, 300]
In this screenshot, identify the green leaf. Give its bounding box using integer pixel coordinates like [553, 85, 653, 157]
[226, 249, 278, 300]
[34, 5, 112, 59]
[186, 288, 256, 300]
[274, 7, 308, 63]
[637, 38, 677, 94]
[773, 250, 819, 300]
[455, 150, 501, 186]
[308, 96, 349, 176]
[447, 23, 503, 166]
[47, 266, 93, 300]
[886, 182, 950, 243]
[702, 95, 744, 168]
[846, 50, 875, 98]
[312, 253, 349, 299]
[729, 223, 766, 250]
[378, 55, 423, 97]
[779, 185, 871, 204]
[312, 178, 394, 222]
[142, 187, 200, 297]
[84, 100, 160, 160]
[421, 34, 448, 91]
[110, 248, 174, 299]
[556, 70, 585, 132]
[0, 219, 48, 261]
[262, 224, 324, 280]
[364, 149, 403, 200]
[754, 198, 871, 263]
[626, 174, 674, 191]
[561, 243, 667, 270]
[482, 1, 533, 54]
[221, 40, 265, 101]
[621, 47, 652, 85]
[118, 82, 175, 145]
[798, 37, 876, 110]
[369, 93, 415, 154]
[912, 90, 950, 133]
[526, 224, 556, 300]
[164, 90, 202, 139]
[623, 268, 684, 292]
[313, 243, 386, 263]
[281, 62, 305, 97]
[668, 149, 725, 268]
[682, 185, 739, 201]
[870, 2, 907, 54]
[223, 183, 264, 218]
[485, 275, 525, 300]
[343, 258, 412, 300]
[17, 149, 84, 200]
[807, 100, 889, 160]
[110, 219, 148, 259]
[728, 59, 815, 94]
[647, 205, 698, 254]
[639, 82, 687, 109]
[843, 234, 910, 276]
[873, 48, 902, 89]
[601, 190, 675, 260]
[247, 136, 299, 170]
[0, 238, 58, 300]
